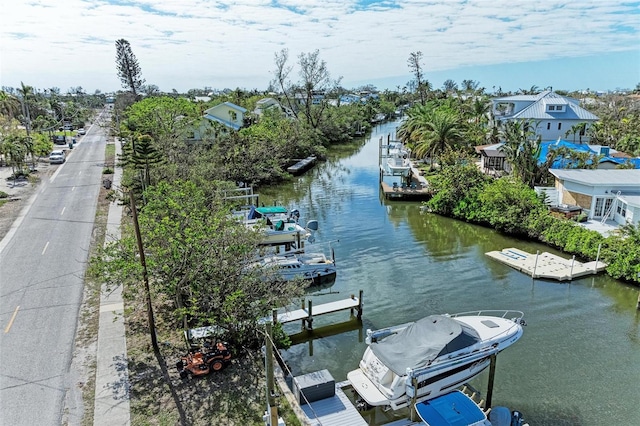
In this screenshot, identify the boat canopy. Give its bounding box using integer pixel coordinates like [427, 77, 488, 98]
[255, 206, 288, 215]
[370, 315, 481, 375]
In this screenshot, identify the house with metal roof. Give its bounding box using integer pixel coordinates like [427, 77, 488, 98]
[492, 91, 599, 142]
[549, 169, 640, 227]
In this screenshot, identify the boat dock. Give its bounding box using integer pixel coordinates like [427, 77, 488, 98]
[267, 290, 363, 330]
[486, 247, 607, 281]
[380, 179, 430, 200]
[287, 156, 317, 175]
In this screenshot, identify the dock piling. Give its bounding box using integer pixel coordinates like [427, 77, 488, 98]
[307, 300, 314, 329]
[570, 255, 576, 280]
[594, 243, 602, 273]
[532, 250, 539, 278]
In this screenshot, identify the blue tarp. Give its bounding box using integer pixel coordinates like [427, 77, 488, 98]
[538, 140, 598, 168]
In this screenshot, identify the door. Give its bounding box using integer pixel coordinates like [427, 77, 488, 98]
[593, 197, 613, 219]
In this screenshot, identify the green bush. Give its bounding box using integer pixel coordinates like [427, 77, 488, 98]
[0, 191, 8, 199]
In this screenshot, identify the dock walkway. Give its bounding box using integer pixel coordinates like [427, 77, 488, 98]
[486, 247, 607, 281]
[264, 291, 363, 329]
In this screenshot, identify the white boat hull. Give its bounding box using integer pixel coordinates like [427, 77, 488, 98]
[347, 311, 525, 411]
[348, 353, 492, 410]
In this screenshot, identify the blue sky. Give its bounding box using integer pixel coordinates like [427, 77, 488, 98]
[1, 0, 639, 93]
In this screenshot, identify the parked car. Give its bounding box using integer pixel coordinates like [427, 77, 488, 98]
[49, 150, 66, 164]
[52, 135, 66, 145]
[76, 128, 86, 135]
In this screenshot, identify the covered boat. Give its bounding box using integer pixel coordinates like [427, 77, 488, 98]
[347, 310, 525, 411]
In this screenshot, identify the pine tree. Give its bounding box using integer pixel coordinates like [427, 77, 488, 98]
[115, 39, 145, 97]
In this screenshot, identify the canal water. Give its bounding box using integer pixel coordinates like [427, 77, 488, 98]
[259, 120, 640, 425]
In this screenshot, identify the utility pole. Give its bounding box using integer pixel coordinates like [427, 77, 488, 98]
[130, 191, 159, 352]
[265, 322, 279, 426]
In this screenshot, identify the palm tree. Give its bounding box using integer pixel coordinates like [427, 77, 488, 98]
[399, 104, 464, 167]
[0, 91, 21, 120]
[565, 122, 588, 143]
[499, 120, 542, 187]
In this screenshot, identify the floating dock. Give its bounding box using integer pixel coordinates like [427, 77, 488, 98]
[287, 156, 317, 175]
[485, 247, 607, 281]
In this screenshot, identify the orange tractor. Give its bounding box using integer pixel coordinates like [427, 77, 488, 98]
[176, 340, 231, 379]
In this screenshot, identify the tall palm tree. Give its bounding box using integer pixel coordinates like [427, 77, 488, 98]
[399, 104, 464, 166]
[16, 83, 34, 143]
[499, 120, 541, 187]
[0, 91, 21, 120]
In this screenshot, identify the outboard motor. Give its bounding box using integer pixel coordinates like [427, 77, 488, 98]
[306, 220, 319, 231]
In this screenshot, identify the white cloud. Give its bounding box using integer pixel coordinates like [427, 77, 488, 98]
[1, 0, 638, 92]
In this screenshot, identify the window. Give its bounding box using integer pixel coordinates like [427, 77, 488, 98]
[547, 123, 551, 130]
[558, 122, 562, 130]
[548, 105, 555, 111]
[620, 202, 627, 218]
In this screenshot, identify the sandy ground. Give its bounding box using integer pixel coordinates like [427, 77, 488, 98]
[0, 159, 57, 242]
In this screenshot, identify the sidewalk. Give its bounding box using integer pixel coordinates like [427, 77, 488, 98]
[93, 139, 131, 425]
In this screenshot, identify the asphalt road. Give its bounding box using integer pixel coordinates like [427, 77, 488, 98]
[0, 110, 109, 425]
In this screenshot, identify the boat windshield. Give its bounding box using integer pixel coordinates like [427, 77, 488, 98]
[369, 315, 481, 375]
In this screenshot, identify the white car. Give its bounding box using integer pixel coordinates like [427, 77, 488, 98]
[76, 128, 86, 135]
[49, 150, 66, 164]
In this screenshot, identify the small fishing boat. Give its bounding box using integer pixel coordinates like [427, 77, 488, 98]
[235, 205, 318, 247]
[347, 310, 525, 411]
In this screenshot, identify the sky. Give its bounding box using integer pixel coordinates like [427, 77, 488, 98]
[1, 0, 639, 94]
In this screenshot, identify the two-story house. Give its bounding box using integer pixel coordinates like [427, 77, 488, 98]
[191, 101, 247, 140]
[492, 90, 599, 143]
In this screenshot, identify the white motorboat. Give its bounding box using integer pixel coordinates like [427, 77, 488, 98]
[235, 206, 318, 247]
[253, 250, 337, 286]
[386, 141, 411, 176]
[347, 310, 525, 411]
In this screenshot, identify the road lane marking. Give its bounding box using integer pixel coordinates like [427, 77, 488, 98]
[42, 241, 49, 255]
[4, 306, 20, 333]
[72, 186, 76, 191]
[61, 207, 66, 216]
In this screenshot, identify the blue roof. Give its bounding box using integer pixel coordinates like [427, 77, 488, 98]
[539, 140, 594, 168]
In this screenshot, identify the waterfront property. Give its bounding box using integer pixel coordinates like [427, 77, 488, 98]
[491, 90, 599, 142]
[547, 169, 640, 227]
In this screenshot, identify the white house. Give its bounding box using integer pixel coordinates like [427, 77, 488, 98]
[549, 169, 640, 226]
[492, 91, 599, 142]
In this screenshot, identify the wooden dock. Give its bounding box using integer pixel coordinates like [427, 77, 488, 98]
[380, 180, 431, 200]
[486, 247, 607, 281]
[268, 290, 363, 329]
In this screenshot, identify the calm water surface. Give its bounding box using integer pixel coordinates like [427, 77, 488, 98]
[259, 121, 640, 426]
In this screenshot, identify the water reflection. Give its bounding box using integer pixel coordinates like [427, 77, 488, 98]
[265, 120, 640, 426]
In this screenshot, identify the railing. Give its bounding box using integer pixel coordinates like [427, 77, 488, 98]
[601, 192, 621, 224]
